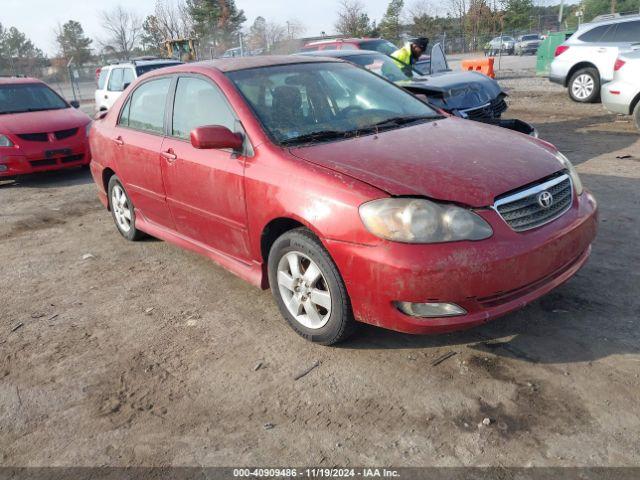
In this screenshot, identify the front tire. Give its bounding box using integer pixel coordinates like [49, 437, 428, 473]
[568, 68, 600, 103]
[268, 228, 355, 345]
[108, 175, 145, 241]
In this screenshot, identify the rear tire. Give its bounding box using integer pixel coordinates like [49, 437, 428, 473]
[107, 175, 145, 241]
[633, 101, 640, 131]
[568, 67, 600, 103]
[267, 228, 356, 345]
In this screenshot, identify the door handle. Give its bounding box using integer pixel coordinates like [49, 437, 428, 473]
[104, 95, 108, 99]
[113, 136, 124, 146]
[161, 150, 178, 163]
[597, 48, 606, 53]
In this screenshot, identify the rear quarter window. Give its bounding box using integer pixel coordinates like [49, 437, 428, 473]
[613, 21, 640, 42]
[579, 24, 615, 42]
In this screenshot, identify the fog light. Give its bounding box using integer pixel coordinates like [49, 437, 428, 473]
[395, 301, 467, 318]
[0, 165, 7, 172]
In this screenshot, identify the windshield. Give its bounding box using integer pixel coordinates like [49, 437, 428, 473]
[345, 53, 416, 82]
[357, 39, 398, 56]
[227, 62, 440, 146]
[0, 83, 68, 114]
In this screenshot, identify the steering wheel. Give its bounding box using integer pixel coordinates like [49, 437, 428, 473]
[340, 105, 364, 118]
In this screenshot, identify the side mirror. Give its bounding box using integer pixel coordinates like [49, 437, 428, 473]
[123, 82, 131, 90]
[70, 100, 80, 108]
[190, 125, 243, 151]
[94, 110, 108, 120]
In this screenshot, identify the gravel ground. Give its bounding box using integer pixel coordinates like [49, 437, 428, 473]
[1, 66, 639, 468]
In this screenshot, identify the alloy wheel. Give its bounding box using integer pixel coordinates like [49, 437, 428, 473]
[277, 251, 332, 329]
[571, 74, 594, 100]
[111, 184, 132, 233]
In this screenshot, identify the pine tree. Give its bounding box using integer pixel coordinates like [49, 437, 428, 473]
[187, 0, 246, 53]
[379, 0, 405, 44]
[55, 20, 93, 65]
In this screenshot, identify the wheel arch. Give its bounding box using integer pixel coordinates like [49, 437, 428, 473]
[102, 167, 116, 210]
[565, 62, 599, 87]
[259, 216, 327, 288]
[629, 91, 640, 117]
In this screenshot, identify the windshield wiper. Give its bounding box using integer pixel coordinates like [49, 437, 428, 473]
[280, 130, 355, 146]
[357, 115, 440, 133]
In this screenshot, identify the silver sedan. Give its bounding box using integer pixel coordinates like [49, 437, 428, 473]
[601, 49, 640, 130]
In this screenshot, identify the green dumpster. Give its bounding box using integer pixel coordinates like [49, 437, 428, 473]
[536, 30, 575, 77]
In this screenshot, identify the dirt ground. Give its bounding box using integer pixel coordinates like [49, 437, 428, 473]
[1, 61, 640, 468]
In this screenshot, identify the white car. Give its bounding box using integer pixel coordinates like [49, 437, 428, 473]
[549, 14, 640, 103]
[486, 36, 516, 55]
[601, 49, 640, 129]
[94, 58, 182, 112]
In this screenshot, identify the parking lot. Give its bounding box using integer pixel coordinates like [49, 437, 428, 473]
[1, 55, 640, 467]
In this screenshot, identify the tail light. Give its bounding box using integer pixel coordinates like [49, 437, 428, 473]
[554, 45, 570, 57]
[614, 59, 626, 71]
[95, 67, 102, 85]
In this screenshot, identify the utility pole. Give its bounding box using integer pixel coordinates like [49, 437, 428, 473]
[558, 0, 565, 29]
[611, 0, 616, 14]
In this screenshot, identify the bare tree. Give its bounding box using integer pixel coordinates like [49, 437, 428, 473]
[285, 19, 307, 39]
[265, 21, 288, 48]
[100, 6, 143, 58]
[154, 0, 193, 39]
[335, 0, 373, 37]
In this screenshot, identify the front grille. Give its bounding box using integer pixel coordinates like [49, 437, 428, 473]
[55, 128, 78, 140]
[494, 173, 573, 232]
[29, 154, 84, 168]
[16, 128, 78, 142]
[17, 133, 48, 142]
[462, 96, 508, 120]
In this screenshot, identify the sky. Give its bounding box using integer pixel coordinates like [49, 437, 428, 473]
[2, 0, 396, 55]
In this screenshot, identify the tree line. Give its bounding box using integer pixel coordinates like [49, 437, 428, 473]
[1, 0, 637, 75]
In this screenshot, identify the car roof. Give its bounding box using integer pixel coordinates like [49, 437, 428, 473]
[297, 50, 383, 59]
[582, 13, 640, 28]
[0, 76, 43, 85]
[185, 55, 344, 73]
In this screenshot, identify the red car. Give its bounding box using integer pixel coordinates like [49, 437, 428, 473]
[0, 77, 92, 179]
[89, 56, 597, 345]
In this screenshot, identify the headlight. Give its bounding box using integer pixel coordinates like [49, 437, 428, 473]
[359, 198, 493, 243]
[85, 122, 93, 137]
[0, 135, 14, 147]
[555, 151, 583, 195]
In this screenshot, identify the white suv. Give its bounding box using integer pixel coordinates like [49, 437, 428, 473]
[94, 58, 182, 112]
[549, 14, 640, 103]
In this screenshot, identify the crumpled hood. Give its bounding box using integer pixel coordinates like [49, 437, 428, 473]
[398, 71, 504, 111]
[0, 107, 90, 135]
[289, 117, 563, 208]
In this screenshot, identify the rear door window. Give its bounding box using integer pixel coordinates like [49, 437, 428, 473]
[108, 68, 125, 91]
[579, 25, 614, 42]
[613, 21, 640, 42]
[97, 69, 109, 90]
[171, 76, 236, 140]
[119, 77, 172, 134]
[122, 68, 135, 89]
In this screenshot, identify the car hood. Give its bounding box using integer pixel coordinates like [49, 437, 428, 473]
[289, 117, 562, 208]
[0, 107, 90, 134]
[398, 71, 504, 111]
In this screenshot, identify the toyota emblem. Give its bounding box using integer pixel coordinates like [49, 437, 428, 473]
[537, 191, 554, 209]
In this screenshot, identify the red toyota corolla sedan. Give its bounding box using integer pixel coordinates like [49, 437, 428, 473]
[0, 77, 91, 179]
[89, 56, 597, 345]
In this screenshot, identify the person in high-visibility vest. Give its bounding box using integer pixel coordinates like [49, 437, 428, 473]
[390, 37, 429, 76]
